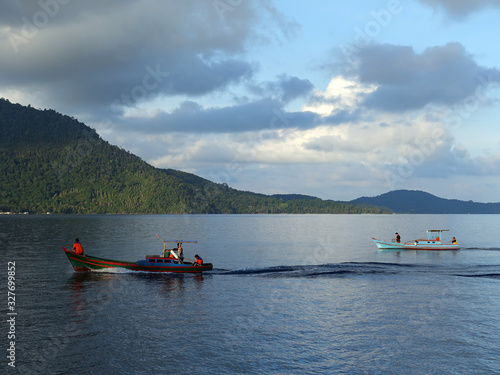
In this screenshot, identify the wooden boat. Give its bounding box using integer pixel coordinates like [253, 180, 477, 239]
[372, 229, 460, 250]
[63, 238, 213, 273]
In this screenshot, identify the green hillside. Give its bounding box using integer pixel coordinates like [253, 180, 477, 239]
[0, 98, 389, 214]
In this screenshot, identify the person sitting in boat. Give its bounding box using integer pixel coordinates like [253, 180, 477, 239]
[72, 238, 84, 255]
[394, 233, 401, 243]
[193, 254, 203, 266]
[451, 237, 457, 244]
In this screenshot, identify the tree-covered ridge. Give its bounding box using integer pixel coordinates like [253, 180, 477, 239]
[0, 98, 389, 214]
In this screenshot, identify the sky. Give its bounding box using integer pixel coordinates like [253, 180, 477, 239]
[1, 0, 500, 202]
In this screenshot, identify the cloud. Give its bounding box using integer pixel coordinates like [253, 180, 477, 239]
[98, 77, 500, 202]
[112, 71, 353, 136]
[144, 118, 491, 200]
[247, 74, 314, 103]
[120, 98, 320, 134]
[417, 0, 500, 19]
[0, 0, 295, 116]
[143, 111, 455, 169]
[271, 74, 314, 102]
[303, 76, 375, 116]
[344, 42, 500, 112]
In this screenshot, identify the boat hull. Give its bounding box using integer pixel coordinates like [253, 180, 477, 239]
[372, 239, 460, 251]
[63, 248, 213, 273]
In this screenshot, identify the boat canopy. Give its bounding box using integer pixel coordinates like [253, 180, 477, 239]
[426, 229, 449, 240]
[161, 240, 198, 243]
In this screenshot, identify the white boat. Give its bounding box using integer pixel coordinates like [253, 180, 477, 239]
[372, 229, 459, 250]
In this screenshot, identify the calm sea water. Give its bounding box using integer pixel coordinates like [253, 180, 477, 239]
[1, 214, 499, 374]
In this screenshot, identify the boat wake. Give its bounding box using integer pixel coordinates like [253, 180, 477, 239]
[72, 262, 499, 280]
[213, 262, 424, 277]
[461, 247, 500, 251]
[212, 262, 500, 280]
[92, 267, 133, 274]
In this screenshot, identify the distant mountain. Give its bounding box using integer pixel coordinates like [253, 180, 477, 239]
[350, 190, 500, 214]
[0, 99, 386, 214]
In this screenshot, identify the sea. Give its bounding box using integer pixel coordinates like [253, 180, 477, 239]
[1, 214, 499, 375]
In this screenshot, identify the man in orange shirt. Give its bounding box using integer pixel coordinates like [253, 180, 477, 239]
[72, 238, 84, 255]
[193, 254, 203, 266]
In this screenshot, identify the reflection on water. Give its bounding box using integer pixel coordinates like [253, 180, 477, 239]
[67, 272, 207, 309]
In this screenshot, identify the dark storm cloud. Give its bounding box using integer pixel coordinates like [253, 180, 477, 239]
[162, 55, 254, 97]
[248, 75, 314, 103]
[0, 0, 293, 115]
[0, 0, 136, 26]
[271, 75, 314, 102]
[121, 98, 320, 133]
[116, 72, 320, 134]
[0, 0, 23, 24]
[417, 0, 500, 19]
[350, 43, 500, 111]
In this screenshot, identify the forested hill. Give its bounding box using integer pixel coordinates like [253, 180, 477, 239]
[0, 99, 389, 214]
[351, 190, 500, 214]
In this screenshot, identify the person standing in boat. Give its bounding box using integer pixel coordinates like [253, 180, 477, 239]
[72, 238, 84, 255]
[394, 233, 401, 243]
[177, 243, 184, 263]
[172, 242, 184, 263]
[169, 243, 183, 261]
